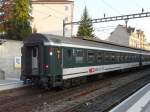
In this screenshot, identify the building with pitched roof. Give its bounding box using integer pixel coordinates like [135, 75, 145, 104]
[108, 25, 150, 50]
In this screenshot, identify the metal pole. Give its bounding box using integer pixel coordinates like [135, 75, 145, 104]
[125, 19, 128, 29]
[65, 12, 150, 25]
[63, 19, 65, 37]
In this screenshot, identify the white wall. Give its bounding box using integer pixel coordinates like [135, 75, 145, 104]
[32, 2, 74, 37]
[108, 25, 130, 46]
[0, 40, 22, 79]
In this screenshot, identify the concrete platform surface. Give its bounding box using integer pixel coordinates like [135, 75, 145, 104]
[0, 79, 24, 91]
[110, 83, 150, 112]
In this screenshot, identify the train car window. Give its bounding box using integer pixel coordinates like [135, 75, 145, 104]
[148, 56, 150, 61]
[143, 56, 145, 60]
[72, 49, 75, 56]
[109, 53, 112, 62]
[67, 49, 72, 58]
[104, 52, 114, 64]
[136, 55, 139, 61]
[33, 47, 37, 57]
[131, 55, 133, 61]
[129, 55, 131, 60]
[120, 55, 123, 62]
[121, 54, 122, 61]
[109, 53, 111, 62]
[125, 54, 128, 61]
[111, 54, 115, 61]
[121, 54, 125, 62]
[87, 50, 95, 63]
[144, 56, 146, 61]
[125, 55, 128, 61]
[114, 53, 118, 62]
[142, 55, 144, 61]
[130, 54, 133, 61]
[134, 55, 136, 61]
[134, 55, 135, 61]
[76, 49, 84, 63]
[145, 55, 147, 61]
[116, 53, 120, 62]
[97, 52, 102, 63]
[145, 56, 147, 61]
[127, 55, 130, 61]
[104, 52, 109, 63]
[128, 55, 131, 61]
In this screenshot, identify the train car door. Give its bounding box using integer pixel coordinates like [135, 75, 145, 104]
[51, 47, 62, 76]
[32, 47, 39, 75]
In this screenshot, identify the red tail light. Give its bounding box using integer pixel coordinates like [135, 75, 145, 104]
[44, 64, 48, 69]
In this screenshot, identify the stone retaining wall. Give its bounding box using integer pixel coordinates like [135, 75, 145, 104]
[0, 40, 22, 79]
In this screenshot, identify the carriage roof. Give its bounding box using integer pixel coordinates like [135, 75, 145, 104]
[23, 33, 150, 54]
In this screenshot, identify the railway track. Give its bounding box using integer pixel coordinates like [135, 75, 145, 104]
[63, 74, 150, 112]
[0, 68, 150, 112]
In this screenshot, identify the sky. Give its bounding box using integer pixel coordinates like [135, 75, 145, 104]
[72, 0, 150, 41]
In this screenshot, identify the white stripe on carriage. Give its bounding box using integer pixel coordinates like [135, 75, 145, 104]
[62, 62, 139, 79]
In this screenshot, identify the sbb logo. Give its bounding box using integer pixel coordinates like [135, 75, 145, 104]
[89, 68, 95, 73]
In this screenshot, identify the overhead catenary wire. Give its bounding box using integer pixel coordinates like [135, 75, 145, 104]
[95, 27, 116, 31]
[100, 0, 122, 15]
[94, 25, 117, 29]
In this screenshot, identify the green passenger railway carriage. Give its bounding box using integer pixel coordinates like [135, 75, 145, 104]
[21, 33, 150, 88]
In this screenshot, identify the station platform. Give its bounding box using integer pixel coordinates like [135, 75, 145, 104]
[110, 83, 150, 112]
[0, 79, 24, 91]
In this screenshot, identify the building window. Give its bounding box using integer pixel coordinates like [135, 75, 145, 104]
[64, 16, 68, 22]
[65, 6, 69, 11]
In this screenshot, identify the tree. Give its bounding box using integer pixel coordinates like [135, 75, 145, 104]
[0, 0, 12, 35]
[6, 0, 32, 40]
[32, 25, 37, 33]
[77, 7, 94, 38]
